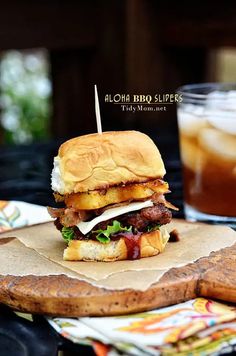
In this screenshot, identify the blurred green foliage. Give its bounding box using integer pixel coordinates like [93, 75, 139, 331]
[0, 50, 51, 144]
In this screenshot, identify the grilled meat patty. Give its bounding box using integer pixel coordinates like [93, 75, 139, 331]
[54, 203, 171, 239]
[95, 203, 171, 231]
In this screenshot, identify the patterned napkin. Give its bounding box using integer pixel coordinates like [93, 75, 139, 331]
[0, 200, 52, 232]
[1, 201, 236, 355]
[49, 298, 236, 356]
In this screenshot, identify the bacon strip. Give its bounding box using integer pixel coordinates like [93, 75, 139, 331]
[47, 207, 91, 227]
[151, 193, 178, 211]
[47, 207, 65, 219]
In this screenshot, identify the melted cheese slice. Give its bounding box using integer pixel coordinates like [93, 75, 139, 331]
[77, 200, 154, 235]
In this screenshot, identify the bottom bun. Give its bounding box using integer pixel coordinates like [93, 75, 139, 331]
[63, 227, 170, 261]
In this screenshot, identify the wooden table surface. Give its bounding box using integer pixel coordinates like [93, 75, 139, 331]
[0, 239, 235, 317]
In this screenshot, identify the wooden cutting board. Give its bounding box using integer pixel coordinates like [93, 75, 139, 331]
[0, 240, 236, 317]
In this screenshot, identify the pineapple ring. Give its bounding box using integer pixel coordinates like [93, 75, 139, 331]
[56, 179, 169, 210]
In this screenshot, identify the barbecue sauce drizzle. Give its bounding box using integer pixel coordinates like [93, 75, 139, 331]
[114, 231, 142, 260]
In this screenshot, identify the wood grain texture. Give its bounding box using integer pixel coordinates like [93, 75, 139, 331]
[0, 243, 236, 316]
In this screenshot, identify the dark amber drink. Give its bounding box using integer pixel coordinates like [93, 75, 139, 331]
[177, 83, 236, 227]
[181, 134, 236, 217]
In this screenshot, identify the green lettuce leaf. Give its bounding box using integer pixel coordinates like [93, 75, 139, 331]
[147, 224, 161, 232]
[92, 220, 132, 244]
[62, 226, 75, 243]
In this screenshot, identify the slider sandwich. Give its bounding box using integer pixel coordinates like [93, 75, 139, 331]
[48, 131, 177, 261]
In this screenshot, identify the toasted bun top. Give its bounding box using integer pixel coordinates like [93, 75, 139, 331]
[52, 131, 166, 194]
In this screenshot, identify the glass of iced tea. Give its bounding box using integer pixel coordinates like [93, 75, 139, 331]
[177, 83, 236, 228]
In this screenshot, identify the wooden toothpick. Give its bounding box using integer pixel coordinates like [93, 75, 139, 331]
[94, 84, 102, 134]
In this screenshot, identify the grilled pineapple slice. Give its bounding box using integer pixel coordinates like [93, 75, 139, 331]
[62, 179, 169, 210]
